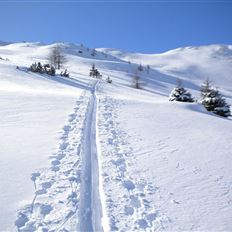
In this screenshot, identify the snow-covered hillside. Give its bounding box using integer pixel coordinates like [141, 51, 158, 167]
[0, 42, 231, 231]
[98, 45, 232, 101]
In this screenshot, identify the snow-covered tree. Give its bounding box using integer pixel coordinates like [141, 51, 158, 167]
[200, 80, 231, 117]
[169, 79, 194, 102]
[48, 45, 66, 70]
[46, 65, 56, 76]
[37, 62, 43, 73]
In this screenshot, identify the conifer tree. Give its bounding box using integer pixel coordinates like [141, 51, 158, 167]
[200, 80, 231, 117]
[169, 79, 194, 102]
[89, 64, 101, 78]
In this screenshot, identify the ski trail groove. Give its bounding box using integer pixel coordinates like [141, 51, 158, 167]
[79, 80, 103, 232]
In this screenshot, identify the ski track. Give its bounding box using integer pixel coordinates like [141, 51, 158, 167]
[98, 96, 169, 231]
[15, 89, 93, 231]
[78, 80, 103, 232]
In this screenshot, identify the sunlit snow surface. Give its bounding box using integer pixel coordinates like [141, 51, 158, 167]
[0, 42, 232, 231]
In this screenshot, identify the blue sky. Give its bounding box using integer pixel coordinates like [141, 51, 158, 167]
[0, 1, 231, 53]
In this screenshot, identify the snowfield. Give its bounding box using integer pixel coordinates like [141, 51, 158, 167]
[0, 42, 232, 231]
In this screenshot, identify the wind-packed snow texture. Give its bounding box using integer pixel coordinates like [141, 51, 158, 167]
[0, 42, 231, 231]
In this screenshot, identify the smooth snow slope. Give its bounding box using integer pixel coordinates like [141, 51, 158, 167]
[0, 42, 231, 231]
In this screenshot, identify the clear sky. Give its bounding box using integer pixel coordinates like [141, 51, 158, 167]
[0, 0, 231, 53]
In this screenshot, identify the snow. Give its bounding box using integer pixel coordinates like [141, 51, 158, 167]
[98, 44, 232, 99]
[0, 42, 232, 231]
[97, 82, 232, 230]
[0, 44, 86, 230]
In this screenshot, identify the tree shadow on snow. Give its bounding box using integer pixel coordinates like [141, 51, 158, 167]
[185, 103, 232, 121]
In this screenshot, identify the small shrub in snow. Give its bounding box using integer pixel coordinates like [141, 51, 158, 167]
[169, 80, 194, 102]
[106, 76, 112, 83]
[60, 69, 69, 77]
[0, 56, 9, 61]
[43, 64, 56, 76]
[46, 66, 56, 76]
[200, 80, 231, 117]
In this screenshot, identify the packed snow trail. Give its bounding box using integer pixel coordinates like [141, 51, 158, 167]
[79, 80, 103, 232]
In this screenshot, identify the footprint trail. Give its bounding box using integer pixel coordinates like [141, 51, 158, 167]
[98, 96, 169, 231]
[15, 93, 91, 231]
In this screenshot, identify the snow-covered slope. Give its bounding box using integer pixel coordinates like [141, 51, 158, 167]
[0, 42, 231, 231]
[97, 82, 232, 231]
[98, 45, 232, 98]
[0, 43, 89, 230]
